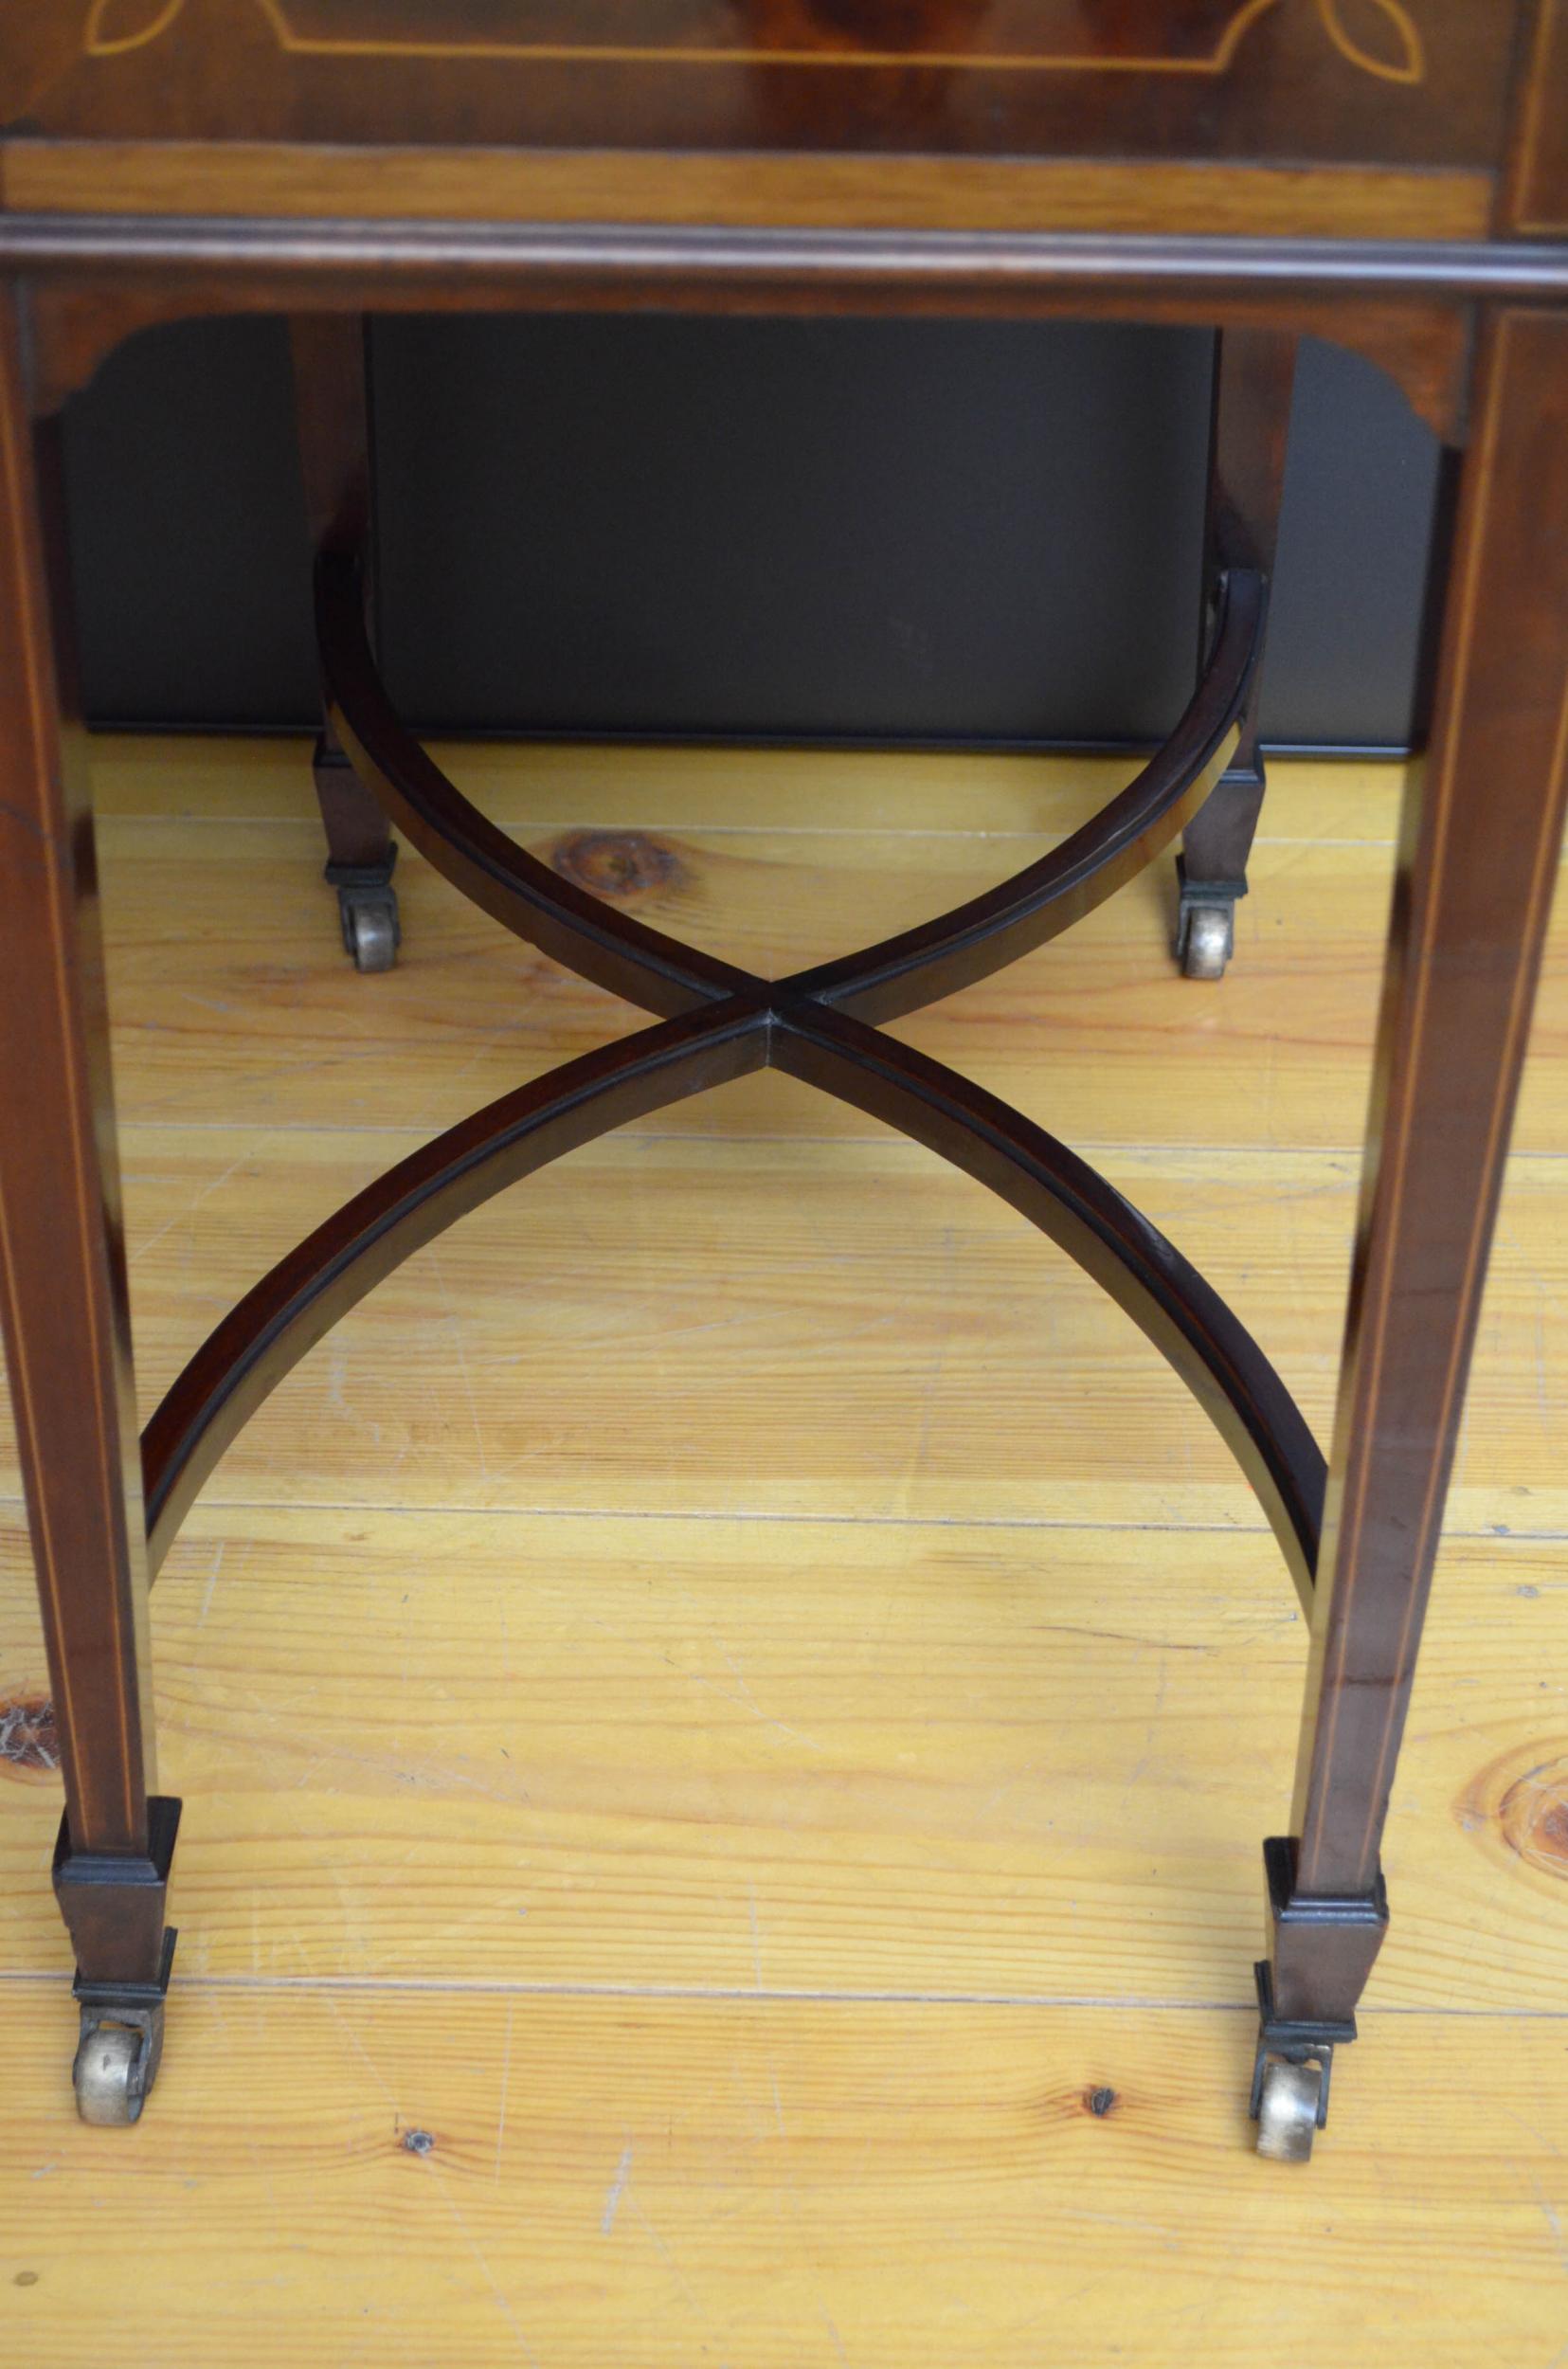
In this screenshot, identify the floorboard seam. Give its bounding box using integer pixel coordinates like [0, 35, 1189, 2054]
[0, 1968, 1559, 2016]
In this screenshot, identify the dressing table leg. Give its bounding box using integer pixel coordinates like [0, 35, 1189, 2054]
[1253, 308, 1568, 2160]
[1178, 328, 1297, 979]
[0, 286, 177, 2123]
[290, 313, 399, 972]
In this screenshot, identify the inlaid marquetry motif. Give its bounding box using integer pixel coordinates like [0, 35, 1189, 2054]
[81, 0, 1426, 82]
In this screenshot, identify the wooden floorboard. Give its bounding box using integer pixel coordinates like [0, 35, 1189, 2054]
[1, 738, 1566, 2361]
[3, 1508, 1566, 2012]
[1, 1989, 1565, 2367]
[2, 1129, 1559, 1533]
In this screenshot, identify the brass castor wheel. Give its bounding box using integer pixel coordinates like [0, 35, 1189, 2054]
[73, 2011, 163, 2125]
[1253, 2056, 1324, 2163]
[326, 850, 401, 973]
[1249, 1957, 1352, 2165]
[340, 883, 400, 972]
[1180, 901, 1234, 980]
[57, 1812, 179, 2128]
[1174, 859, 1245, 981]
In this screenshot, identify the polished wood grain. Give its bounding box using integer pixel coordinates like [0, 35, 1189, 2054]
[2, 1498, 1564, 2011]
[1279, 306, 1568, 2016]
[0, 0, 1519, 172]
[219, 544, 1316, 1623]
[140, 1003, 771, 1577]
[288, 312, 394, 879]
[0, 0, 1563, 2151]
[782, 569, 1257, 1022]
[775, 1000, 1325, 1602]
[0, 281, 182, 1994]
[50, 734, 1565, 1168]
[1, 1985, 1566, 2368]
[0, 140, 1498, 244]
[318, 551, 757, 1016]
[61, 772, 1415, 1153]
[2, 732, 1568, 2345]
[0, 1130, 1394, 1526]
[23, 257, 1478, 455]
[9, 1122, 1560, 1540]
[0, 289, 154, 1871]
[1181, 327, 1297, 902]
[1505, 0, 1568, 235]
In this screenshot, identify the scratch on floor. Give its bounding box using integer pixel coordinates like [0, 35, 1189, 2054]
[129, 1148, 251, 1267]
[493, 1995, 514, 2183]
[748, 1879, 764, 1990]
[197, 1539, 225, 1628]
[429, 1243, 493, 1483]
[712, 1637, 826, 1754]
[896, 1222, 957, 1516]
[624, 2193, 716, 2337]
[601, 2141, 635, 2234]
[430, 2160, 541, 2366]
[1528, 2172, 1568, 2275]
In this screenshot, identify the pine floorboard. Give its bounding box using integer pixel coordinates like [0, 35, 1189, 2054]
[1, 737, 1565, 2363]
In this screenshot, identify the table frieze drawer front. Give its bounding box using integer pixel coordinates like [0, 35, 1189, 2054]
[3, 1, 1520, 172]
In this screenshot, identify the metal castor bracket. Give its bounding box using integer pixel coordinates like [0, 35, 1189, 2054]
[327, 845, 401, 972]
[53, 1795, 181, 2125]
[72, 1931, 176, 2125]
[1249, 1960, 1355, 2163]
[1175, 855, 1247, 980]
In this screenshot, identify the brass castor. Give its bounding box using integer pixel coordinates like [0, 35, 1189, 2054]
[1180, 901, 1234, 980]
[1253, 2055, 1325, 2163]
[73, 2012, 163, 2125]
[340, 882, 400, 972]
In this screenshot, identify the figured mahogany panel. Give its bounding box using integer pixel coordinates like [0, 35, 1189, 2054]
[0, 2, 1520, 176]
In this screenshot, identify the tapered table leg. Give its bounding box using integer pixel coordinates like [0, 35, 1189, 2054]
[1178, 327, 1297, 979]
[0, 284, 177, 2121]
[289, 313, 399, 971]
[1253, 307, 1568, 2159]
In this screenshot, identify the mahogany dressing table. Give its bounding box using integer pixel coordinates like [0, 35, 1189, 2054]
[2, 0, 1567, 2161]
